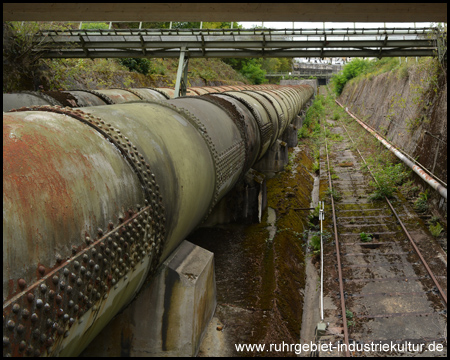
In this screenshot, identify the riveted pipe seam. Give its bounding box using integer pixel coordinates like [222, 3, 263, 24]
[264, 89, 293, 129]
[123, 99, 220, 221]
[218, 92, 272, 161]
[65, 90, 108, 107]
[241, 90, 280, 147]
[111, 87, 146, 100]
[208, 93, 261, 173]
[186, 94, 251, 178]
[252, 90, 287, 139]
[73, 89, 116, 104]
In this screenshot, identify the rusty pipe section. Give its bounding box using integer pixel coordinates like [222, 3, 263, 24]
[3, 85, 313, 357]
[336, 100, 447, 200]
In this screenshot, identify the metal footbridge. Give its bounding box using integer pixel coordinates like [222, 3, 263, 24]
[35, 27, 440, 59]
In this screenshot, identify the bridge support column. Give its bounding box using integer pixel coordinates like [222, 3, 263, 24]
[174, 46, 189, 98]
[80, 241, 216, 357]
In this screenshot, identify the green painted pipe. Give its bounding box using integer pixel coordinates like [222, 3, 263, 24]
[3, 85, 313, 356]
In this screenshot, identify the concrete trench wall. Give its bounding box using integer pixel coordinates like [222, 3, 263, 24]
[3, 84, 313, 356]
[338, 61, 447, 211]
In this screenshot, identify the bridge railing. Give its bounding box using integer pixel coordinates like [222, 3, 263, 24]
[265, 72, 337, 78]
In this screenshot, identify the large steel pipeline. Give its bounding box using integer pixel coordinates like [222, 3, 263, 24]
[3, 84, 314, 356]
[3, 85, 285, 112]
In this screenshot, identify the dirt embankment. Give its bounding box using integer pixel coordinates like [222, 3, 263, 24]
[338, 60, 447, 213]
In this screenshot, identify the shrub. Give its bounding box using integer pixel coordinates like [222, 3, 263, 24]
[297, 126, 310, 139]
[414, 190, 429, 212]
[429, 222, 443, 237]
[368, 162, 409, 200]
[309, 231, 331, 255]
[310, 233, 321, 254]
[331, 111, 341, 120]
[119, 58, 153, 75]
[330, 58, 372, 95]
[360, 232, 373, 242]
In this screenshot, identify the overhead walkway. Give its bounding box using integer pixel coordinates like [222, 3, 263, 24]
[35, 27, 439, 59]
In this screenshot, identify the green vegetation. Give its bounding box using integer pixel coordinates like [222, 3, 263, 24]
[330, 42, 445, 99]
[345, 309, 355, 326]
[330, 58, 372, 95]
[118, 58, 153, 75]
[359, 232, 373, 242]
[3, 21, 71, 91]
[427, 216, 444, 237]
[308, 204, 321, 222]
[414, 190, 429, 212]
[325, 188, 342, 202]
[298, 94, 325, 139]
[429, 222, 443, 237]
[346, 309, 354, 319]
[308, 231, 331, 256]
[284, 152, 296, 171]
[309, 233, 321, 254]
[4, 21, 297, 91]
[368, 162, 409, 200]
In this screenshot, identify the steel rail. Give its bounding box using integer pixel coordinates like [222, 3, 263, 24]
[339, 120, 447, 306]
[323, 123, 351, 357]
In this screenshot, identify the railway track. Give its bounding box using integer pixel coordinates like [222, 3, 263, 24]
[318, 101, 447, 356]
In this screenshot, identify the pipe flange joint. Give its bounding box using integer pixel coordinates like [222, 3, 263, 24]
[73, 89, 116, 105]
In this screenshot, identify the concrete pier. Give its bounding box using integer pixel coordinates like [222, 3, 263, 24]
[80, 241, 216, 357]
[201, 168, 267, 227]
[253, 139, 289, 173]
